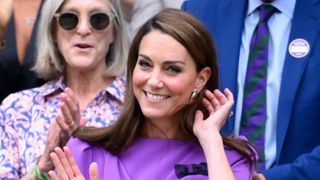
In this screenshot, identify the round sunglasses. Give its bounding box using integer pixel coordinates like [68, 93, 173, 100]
[54, 12, 113, 31]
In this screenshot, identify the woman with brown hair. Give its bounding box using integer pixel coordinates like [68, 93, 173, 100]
[49, 9, 256, 179]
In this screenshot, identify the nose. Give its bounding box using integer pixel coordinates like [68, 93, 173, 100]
[147, 69, 164, 88]
[76, 16, 92, 36]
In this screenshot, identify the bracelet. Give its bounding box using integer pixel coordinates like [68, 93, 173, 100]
[33, 163, 50, 180]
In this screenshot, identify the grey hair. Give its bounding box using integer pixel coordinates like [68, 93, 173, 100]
[33, 0, 129, 80]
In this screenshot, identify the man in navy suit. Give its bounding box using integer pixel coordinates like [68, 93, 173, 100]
[183, 0, 320, 179]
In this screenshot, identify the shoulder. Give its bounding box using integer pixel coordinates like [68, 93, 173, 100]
[67, 138, 112, 165]
[0, 87, 42, 112]
[224, 146, 249, 165]
[224, 147, 253, 179]
[0, 80, 63, 127]
[181, 0, 221, 28]
[0, 80, 59, 110]
[224, 135, 252, 164]
[224, 136, 254, 179]
[67, 138, 116, 177]
[67, 138, 106, 156]
[182, 0, 218, 11]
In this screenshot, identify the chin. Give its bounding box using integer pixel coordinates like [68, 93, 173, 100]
[71, 61, 96, 70]
[142, 110, 167, 120]
[71, 55, 95, 64]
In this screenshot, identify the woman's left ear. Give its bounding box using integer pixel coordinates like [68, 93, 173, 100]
[195, 67, 212, 90]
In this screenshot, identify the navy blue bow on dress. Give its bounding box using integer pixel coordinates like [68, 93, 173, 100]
[175, 162, 208, 178]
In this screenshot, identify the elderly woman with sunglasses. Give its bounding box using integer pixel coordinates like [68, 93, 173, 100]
[0, 0, 128, 179]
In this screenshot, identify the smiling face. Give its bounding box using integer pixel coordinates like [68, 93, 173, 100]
[132, 30, 210, 124]
[55, 0, 114, 73]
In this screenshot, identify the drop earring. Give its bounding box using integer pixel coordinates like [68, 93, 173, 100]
[189, 90, 199, 101]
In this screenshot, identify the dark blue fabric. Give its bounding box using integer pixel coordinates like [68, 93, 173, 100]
[0, 1, 45, 103]
[183, 0, 320, 179]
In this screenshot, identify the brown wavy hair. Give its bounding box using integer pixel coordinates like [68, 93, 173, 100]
[73, 8, 257, 171]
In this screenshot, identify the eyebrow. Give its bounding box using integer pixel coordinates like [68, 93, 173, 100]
[60, 7, 109, 14]
[138, 54, 186, 65]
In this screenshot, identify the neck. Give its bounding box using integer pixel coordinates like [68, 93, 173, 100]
[144, 117, 180, 139]
[65, 68, 114, 111]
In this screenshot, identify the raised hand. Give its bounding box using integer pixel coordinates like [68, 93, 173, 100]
[193, 88, 234, 142]
[49, 147, 99, 180]
[55, 87, 86, 137]
[193, 88, 235, 180]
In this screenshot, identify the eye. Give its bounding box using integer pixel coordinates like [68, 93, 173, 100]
[167, 65, 182, 74]
[137, 59, 152, 69]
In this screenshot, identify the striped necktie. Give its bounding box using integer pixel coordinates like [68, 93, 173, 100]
[240, 4, 277, 172]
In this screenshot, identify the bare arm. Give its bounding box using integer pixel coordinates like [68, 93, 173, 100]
[193, 89, 235, 180]
[0, 0, 13, 42]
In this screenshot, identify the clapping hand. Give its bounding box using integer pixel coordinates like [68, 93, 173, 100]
[55, 87, 86, 137]
[37, 88, 87, 172]
[49, 147, 99, 180]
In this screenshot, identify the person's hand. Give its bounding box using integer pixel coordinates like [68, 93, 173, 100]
[193, 88, 235, 180]
[55, 87, 86, 137]
[37, 87, 87, 172]
[49, 147, 100, 180]
[0, 0, 13, 41]
[37, 120, 66, 172]
[253, 173, 266, 180]
[193, 88, 234, 143]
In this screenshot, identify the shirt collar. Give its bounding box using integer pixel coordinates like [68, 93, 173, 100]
[247, 0, 296, 19]
[40, 76, 126, 103]
[40, 76, 65, 98]
[104, 76, 126, 103]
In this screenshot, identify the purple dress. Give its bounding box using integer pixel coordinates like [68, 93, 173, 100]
[68, 138, 252, 179]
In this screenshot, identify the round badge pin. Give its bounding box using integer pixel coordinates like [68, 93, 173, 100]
[288, 38, 310, 58]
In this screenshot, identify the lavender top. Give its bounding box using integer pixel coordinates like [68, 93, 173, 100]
[68, 137, 252, 179]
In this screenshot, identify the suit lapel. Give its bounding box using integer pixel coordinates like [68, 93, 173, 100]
[276, 0, 320, 162]
[218, 0, 248, 135]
